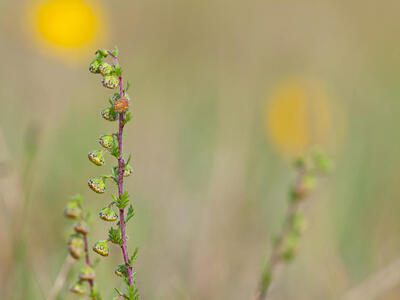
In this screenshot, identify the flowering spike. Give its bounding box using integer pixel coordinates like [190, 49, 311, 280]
[102, 75, 119, 89]
[99, 206, 118, 221]
[79, 266, 96, 281]
[88, 177, 106, 194]
[88, 150, 105, 166]
[93, 240, 109, 256]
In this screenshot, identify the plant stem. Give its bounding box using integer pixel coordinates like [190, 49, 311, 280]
[46, 255, 74, 300]
[108, 50, 134, 287]
[83, 233, 94, 295]
[256, 166, 306, 300]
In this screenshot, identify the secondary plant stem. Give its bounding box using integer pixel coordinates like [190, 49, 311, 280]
[257, 166, 306, 300]
[82, 233, 94, 294]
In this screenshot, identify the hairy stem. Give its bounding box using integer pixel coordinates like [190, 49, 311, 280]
[109, 50, 134, 287]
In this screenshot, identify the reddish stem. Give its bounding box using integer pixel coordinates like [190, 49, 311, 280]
[108, 50, 134, 286]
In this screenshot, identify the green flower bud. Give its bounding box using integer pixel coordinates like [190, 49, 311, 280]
[70, 281, 86, 294]
[124, 164, 133, 177]
[101, 107, 119, 121]
[102, 75, 119, 89]
[311, 149, 333, 174]
[74, 221, 89, 235]
[89, 59, 101, 74]
[93, 240, 109, 256]
[99, 206, 118, 221]
[111, 93, 121, 102]
[88, 178, 106, 194]
[78, 266, 96, 281]
[64, 201, 81, 219]
[114, 264, 127, 277]
[68, 234, 84, 259]
[99, 62, 113, 76]
[88, 150, 105, 166]
[113, 164, 132, 177]
[98, 134, 116, 149]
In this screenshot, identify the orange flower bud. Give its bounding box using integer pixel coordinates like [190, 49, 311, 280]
[113, 98, 129, 113]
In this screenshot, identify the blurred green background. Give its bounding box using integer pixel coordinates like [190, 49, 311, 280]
[1, 0, 400, 299]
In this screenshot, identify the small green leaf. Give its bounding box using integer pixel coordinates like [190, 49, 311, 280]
[92, 257, 101, 267]
[108, 227, 123, 245]
[126, 204, 135, 223]
[125, 154, 132, 166]
[70, 194, 82, 205]
[122, 112, 132, 125]
[116, 191, 130, 209]
[110, 141, 121, 158]
[95, 49, 109, 57]
[112, 45, 119, 56]
[125, 80, 131, 92]
[114, 287, 123, 296]
[113, 66, 123, 76]
[128, 247, 139, 266]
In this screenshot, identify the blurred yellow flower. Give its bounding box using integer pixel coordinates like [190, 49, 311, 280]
[265, 78, 338, 156]
[27, 0, 106, 59]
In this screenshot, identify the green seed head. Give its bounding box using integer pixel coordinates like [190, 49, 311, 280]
[79, 266, 96, 281]
[68, 234, 84, 259]
[70, 281, 86, 295]
[99, 62, 113, 76]
[114, 264, 127, 277]
[101, 107, 119, 121]
[64, 201, 81, 219]
[99, 206, 118, 221]
[102, 75, 119, 89]
[74, 221, 89, 235]
[89, 59, 101, 74]
[88, 150, 105, 166]
[93, 240, 109, 256]
[98, 134, 116, 149]
[88, 177, 106, 194]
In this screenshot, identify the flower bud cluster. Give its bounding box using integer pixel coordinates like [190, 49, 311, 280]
[87, 47, 139, 299]
[64, 195, 101, 298]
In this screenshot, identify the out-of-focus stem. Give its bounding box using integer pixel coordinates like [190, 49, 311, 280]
[46, 255, 74, 300]
[83, 233, 94, 294]
[256, 166, 306, 300]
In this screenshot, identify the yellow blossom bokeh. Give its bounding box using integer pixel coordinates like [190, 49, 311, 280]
[265, 78, 341, 157]
[26, 0, 106, 59]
